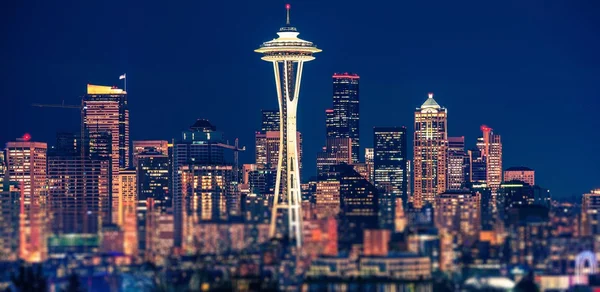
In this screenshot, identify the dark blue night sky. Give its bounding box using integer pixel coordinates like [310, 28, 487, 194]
[2, 0, 599, 198]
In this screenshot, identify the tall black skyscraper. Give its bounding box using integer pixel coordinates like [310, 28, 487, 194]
[373, 127, 407, 229]
[326, 73, 360, 163]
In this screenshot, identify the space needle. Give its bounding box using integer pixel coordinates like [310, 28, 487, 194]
[255, 4, 321, 247]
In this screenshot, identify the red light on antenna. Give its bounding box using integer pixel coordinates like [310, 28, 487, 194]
[480, 125, 492, 132]
[286, 4, 291, 9]
[22, 133, 31, 141]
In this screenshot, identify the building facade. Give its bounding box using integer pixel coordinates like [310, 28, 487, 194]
[365, 148, 374, 183]
[255, 131, 302, 172]
[261, 109, 280, 132]
[434, 190, 481, 247]
[413, 93, 448, 208]
[479, 125, 502, 191]
[373, 127, 408, 229]
[316, 137, 352, 178]
[504, 166, 535, 186]
[83, 84, 130, 225]
[327, 73, 360, 163]
[447, 136, 465, 190]
[47, 134, 111, 235]
[5, 139, 48, 263]
[582, 189, 600, 236]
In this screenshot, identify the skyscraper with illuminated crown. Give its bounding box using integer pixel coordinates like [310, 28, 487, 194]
[413, 93, 448, 209]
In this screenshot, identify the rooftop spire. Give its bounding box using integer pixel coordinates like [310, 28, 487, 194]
[286, 4, 291, 25]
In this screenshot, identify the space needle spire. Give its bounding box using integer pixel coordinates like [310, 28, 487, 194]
[255, 4, 321, 247]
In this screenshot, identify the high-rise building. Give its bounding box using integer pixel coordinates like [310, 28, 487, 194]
[479, 125, 502, 191]
[466, 147, 486, 184]
[172, 119, 237, 246]
[255, 4, 321, 246]
[84, 84, 130, 225]
[5, 137, 47, 263]
[316, 137, 352, 178]
[327, 73, 360, 163]
[255, 131, 302, 172]
[47, 133, 111, 235]
[180, 164, 233, 222]
[447, 136, 466, 190]
[132, 140, 169, 167]
[434, 190, 481, 247]
[504, 166, 535, 186]
[247, 168, 276, 196]
[413, 93, 448, 208]
[137, 148, 170, 209]
[373, 127, 408, 229]
[582, 189, 600, 236]
[365, 148, 374, 183]
[261, 109, 280, 132]
[137, 147, 170, 259]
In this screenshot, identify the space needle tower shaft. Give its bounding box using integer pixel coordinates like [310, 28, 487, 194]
[255, 4, 321, 247]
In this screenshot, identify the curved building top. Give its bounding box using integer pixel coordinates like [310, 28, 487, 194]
[418, 93, 447, 114]
[255, 4, 322, 60]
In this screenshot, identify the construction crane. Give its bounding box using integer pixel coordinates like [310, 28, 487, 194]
[216, 138, 246, 184]
[32, 100, 81, 109]
[32, 99, 84, 147]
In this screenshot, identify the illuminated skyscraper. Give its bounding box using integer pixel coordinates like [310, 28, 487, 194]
[118, 168, 136, 225]
[447, 136, 465, 190]
[5, 137, 47, 263]
[172, 119, 239, 246]
[373, 127, 408, 229]
[138, 148, 170, 209]
[261, 109, 280, 132]
[479, 125, 502, 191]
[413, 93, 448, 209]
[504, 166, 534, 186]
[327, 73, 360, 163]
[83, 84, 129, 224]
[180, 164, 233, 222]
[255, 4, 321, 246]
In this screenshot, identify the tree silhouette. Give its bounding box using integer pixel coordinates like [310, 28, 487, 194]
[10, 263, 47, 292]
[63, 272, 84, 292]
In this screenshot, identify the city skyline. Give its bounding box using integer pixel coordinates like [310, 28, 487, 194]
[3, 1, 599, 199]
[2, 2, 600, 290]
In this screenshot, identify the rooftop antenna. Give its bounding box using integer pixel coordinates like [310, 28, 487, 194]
[286, 4, 291, 25]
